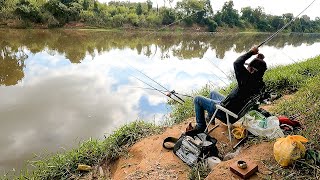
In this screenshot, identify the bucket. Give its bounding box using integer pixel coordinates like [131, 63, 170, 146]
[207, 156, 221, 169]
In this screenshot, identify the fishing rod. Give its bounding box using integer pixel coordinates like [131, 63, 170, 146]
[127, 64, 186, 103]
[130, 86, 193, 98]
[258, 0, 317, 48]
[131, 75, 184, 105]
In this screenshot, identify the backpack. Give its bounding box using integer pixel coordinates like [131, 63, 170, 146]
[163, 129, 219, 166]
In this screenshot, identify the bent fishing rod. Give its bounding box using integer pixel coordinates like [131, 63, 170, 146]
[257, 0, 317, 48]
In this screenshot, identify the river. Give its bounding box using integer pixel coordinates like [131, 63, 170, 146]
[1, 29, 320, 174]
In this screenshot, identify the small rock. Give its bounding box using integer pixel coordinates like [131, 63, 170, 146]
[99, 166, 104, 177]
[261, 170, 273, 175]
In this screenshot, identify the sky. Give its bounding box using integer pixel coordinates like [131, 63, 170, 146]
[97, 0, 320, 20]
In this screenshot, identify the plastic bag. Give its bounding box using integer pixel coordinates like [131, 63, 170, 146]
[273, 135, 308, 167]
[239, 110, 284, 139]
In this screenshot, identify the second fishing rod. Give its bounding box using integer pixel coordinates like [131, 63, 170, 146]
[128, 63, 193, 105]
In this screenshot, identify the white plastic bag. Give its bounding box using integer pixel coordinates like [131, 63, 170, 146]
[240, 110, 284, 139]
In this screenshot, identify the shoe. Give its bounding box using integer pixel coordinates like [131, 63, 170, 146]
[186, 123, 206, 133]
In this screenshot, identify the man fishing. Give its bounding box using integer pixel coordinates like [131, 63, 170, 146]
[193, 47, 267, 132]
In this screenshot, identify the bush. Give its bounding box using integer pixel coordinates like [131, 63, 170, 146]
[112, 14, 125, 27]
[161, 9, 176, 25]
[127, 13, 139, 26]
[206, 18, 218, 32]
[146, 13, 161, 27]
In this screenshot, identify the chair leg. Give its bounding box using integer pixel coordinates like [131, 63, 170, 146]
[226, 113, 232, 143]
[205, 109, 218, 133]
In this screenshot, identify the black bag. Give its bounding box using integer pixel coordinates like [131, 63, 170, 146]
[163, 129, 219, 166]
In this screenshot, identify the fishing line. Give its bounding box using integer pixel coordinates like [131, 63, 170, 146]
[206, 68, 229, 86]
[258, 0, 317, 47]
[204, 57, 231, 86]
[279, 49, 313, 76]
[205, 57, 230, 78]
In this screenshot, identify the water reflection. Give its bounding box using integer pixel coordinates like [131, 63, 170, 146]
[0, 29, 320, 174]
[0, 42, 27, 86]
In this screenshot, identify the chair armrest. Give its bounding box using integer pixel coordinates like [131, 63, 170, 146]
[216, 104, 238, 119]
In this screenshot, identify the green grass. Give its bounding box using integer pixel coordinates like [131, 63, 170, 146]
[263, 56, 320, 94]
[2, 121, 162, 180]
[271, 74, 320, 149]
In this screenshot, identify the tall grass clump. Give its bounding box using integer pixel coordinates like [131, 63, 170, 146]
[263, 56, 320, 94]
[4, 121, 162, 180]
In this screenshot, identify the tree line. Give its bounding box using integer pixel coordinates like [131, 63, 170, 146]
[0, 0, 320, 32]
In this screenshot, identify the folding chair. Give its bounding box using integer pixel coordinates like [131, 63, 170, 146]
[204, 93, 262, 143]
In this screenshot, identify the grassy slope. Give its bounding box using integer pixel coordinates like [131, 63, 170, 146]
[3, 56, 320, 179]
[2, 122, 162, 179]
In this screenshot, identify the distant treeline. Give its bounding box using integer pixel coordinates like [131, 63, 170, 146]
[0, 0, 320, 32]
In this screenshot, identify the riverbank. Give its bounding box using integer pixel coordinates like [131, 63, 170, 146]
[2, 56, 320, 179]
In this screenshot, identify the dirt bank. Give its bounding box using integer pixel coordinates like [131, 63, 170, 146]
[108, 116, 277, 180]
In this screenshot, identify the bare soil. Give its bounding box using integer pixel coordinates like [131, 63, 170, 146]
[106, 116, 277, 180]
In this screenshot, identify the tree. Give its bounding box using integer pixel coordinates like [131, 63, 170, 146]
[283, 13, 294, 23]
[146, 0, 152, 12]
[83, 0, 90, 10]
[0, 0, 5, 10]
[15, 0, 43, 23]
[0, 44, 26, 86]
[204, 0, 213, 17]
[136, 3, 142, 15]
[93, 0, 99, 13]
[68, 2, 82, 21]
[44, 0, 70, 25]
[220, 1, 240, 27]
[176, 0, 206, 25]
[161, 8, 175, 25]
[270, 15, 285, 31]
